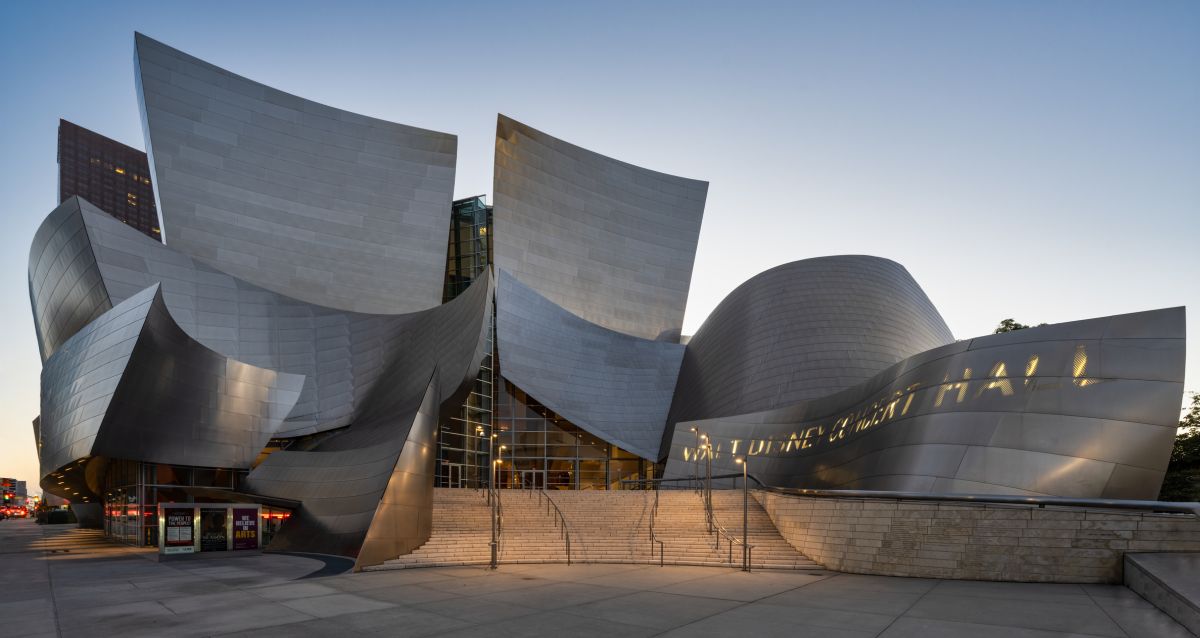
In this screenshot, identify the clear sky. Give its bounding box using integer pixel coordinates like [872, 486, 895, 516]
[1, 1, 1197, 495]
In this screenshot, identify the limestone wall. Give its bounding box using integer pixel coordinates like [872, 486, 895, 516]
[756, 491, 1200, 583]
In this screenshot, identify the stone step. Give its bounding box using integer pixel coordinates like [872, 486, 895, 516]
[378, 488, 821, 571]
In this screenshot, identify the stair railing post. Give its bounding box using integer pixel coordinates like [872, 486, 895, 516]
[738, 456, 749, 572]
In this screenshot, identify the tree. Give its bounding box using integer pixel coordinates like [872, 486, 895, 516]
[1158, 393, 1200, 502]
[994, 318, 1047, 333]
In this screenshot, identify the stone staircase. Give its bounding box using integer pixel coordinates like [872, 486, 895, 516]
[710, 490, 821, 570]
[369, 487, 820, 571]
[371, 488, 491, 569]
[497, 490, 570, 564]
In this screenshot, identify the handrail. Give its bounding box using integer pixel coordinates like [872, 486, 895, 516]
[625, 475, 1200, 519]
[621, 475, 743, 488]
[701, 481, 754, 571]
[538, 490, 572, 565]
[743, 476, 1200, 518]
[647, 489, 664, 567]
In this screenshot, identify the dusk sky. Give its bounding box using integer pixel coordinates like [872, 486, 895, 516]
[1, 1, 1196, 493]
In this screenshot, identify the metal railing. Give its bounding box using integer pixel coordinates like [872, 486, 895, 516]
[537, 490, 572, 565]
[741, 476, 1200, 519]
[700, 479, 754, 571]
[647, 489, 664, 566]
[623, 475, 754, 570]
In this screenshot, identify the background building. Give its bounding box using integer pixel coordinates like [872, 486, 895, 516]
[57, 119, 160, 242]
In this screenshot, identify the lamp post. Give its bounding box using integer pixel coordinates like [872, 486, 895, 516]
[477, 426, 489, 504]
[490, 458, 499, 569]
[499, 445, 508, 490]
[689, 426, 700, 489]
[735, 456, 749, 572]
[702, 436, 712, 533]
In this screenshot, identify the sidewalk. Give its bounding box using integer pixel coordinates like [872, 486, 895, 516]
[0, 517, 1192, 637]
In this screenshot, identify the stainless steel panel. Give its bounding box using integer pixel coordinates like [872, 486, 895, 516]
[666, 256, 956, 442]
[28, 197, 114, 361]
[38, 196, 436, 438]
[664, 307, 1185, 499]
[38, 284, 304, 498]
[242, 272, 491, 560]
[496, 270, 683, 459]
[135, 33, 455, 315]
[492, 115, 706, 342]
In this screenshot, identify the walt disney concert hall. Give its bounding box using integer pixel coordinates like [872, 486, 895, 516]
[30, 33, 1185, 569]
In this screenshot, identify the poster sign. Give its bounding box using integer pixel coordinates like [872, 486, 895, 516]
[232, 508, 259, 550]
[164, 508, 195, 554]
[199, 508, 228, 552]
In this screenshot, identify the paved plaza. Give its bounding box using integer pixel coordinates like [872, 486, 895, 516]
[0, 518, 1190, 637]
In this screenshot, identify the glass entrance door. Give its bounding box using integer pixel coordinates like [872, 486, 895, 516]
[519, 470, 545, 490]
[443, 463, 468, 488]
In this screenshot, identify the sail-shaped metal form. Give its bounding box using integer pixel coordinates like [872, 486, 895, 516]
[135, 33, 456, 314]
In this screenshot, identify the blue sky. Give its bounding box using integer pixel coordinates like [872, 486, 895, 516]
[1, 1, 1197, 492]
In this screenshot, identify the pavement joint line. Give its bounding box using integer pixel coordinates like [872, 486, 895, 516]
[877, 583, 1144, 638]
[40, 524, 65, 638]
[590, 567, 838, 636]
[1079, 581, 1144, 638]
[869, 575, 941, 637]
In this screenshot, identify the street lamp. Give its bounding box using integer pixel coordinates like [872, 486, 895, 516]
[689, 426, 700, 488]
[735, 456, 749, 572]
[702, 439, 712, 532]
[499, 445, 508, 490]
[477, 426, 489, 503]
[490, 458, 500, 569]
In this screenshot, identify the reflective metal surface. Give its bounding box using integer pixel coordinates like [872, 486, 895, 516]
[32, 196, 434, 438]
[496, 270, 683, 459]
[39, 284, 304, 498]
[135, 33, 456, 314]
[664, 308, 1186, 499]
[28, 196, 114, 361]
[493, 115, 707, 342]
[241, 272, 492, 561]
[668, 256, 955, 429]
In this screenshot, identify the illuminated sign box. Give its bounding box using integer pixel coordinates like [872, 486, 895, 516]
[157, 503, 262, 557]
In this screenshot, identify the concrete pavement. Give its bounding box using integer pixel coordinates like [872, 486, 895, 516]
[0, 518, 1191, 637]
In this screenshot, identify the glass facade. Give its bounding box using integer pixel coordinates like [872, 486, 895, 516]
[443, 195, 492, 301]
[433, 195, 659, 490]
[495, 381, 660, 490]
[435, 196, 495, 488]
[101, 459, 289, 547]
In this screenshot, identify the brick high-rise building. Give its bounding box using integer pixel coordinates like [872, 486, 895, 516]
[57, 119, 161, 242]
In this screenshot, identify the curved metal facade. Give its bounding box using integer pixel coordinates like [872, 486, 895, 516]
[28, 196, 113, 361]
[496, 270, 683, 460]
[31, 196, 428, 439]
[663, 308, 1186, 499]
[135, 33, 456, 314]
[669, 255, 955, 429]
[242, 272, 492, 562]
[493, 115, 707, 342]
[39, 284, 304, 495]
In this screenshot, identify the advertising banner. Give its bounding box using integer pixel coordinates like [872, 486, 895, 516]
[163, 507, 195, 554]
[199, 507, 228, 552]
[232, 508, 259, 550]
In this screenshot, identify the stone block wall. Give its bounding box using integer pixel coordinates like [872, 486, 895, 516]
[756, 491, 1200, 583]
